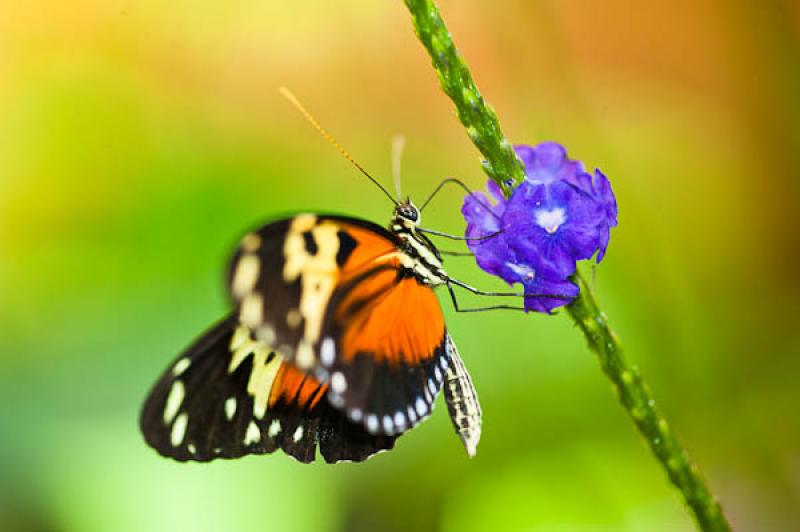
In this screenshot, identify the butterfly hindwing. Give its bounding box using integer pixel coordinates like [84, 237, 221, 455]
[139, 315, 396, 463]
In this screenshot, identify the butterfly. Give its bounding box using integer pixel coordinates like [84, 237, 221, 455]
[139, 203, 483, 463]
[137, 90, 525, 464]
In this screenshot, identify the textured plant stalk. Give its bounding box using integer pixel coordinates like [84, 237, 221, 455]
[567, 271, 729, 531]
[403, 1, 731, 530]
[403, 0, 527, 196]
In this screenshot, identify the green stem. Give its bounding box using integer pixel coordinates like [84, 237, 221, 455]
[403, 0, 526, 197]
[403, 1, 731, 530]
[567, 271, 729, 531]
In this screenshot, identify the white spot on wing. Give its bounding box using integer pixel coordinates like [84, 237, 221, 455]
[187, 443, 197, 454]
[366, 415, 379, 434]
[225, 397, 237, 420]
[331, 372, 347, 394]
[170, 413, 188, 446]
[320, 337, 336, 367]
[172, 358, 190, 376]
[329, 393, 344, 408]
[394, 411, 406, 431]
[268, 419, 281, 437]
[382, 415, 394, 434]
[407, 405, 417, 423]
[244, 421, 260, 445]
[293, 425, 304, 442]
[415, 397, 427, 417]
[350, 408, 363, 422]
[163, 381, 185, 424]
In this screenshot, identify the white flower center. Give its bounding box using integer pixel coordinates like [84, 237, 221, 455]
[506, 262, 535, 281]
[535, 207, 566, 234]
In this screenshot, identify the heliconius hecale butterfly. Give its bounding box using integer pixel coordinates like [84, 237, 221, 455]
[139, 206, 482, 463]
[139, 90, 493, 463]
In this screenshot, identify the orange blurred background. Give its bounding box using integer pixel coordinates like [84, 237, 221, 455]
[1, 1, 799, 530]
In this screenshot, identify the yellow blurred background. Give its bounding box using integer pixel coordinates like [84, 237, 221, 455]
[2, 1, 799, 530]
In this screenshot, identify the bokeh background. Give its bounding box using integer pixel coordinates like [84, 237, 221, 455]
[2, 0, 799, 530]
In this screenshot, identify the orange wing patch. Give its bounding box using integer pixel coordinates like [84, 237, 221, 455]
[319, 261, 449, 436]
[269, 362, 327, 411]
[334, 222, 400, 278]
[337, 274, 445, 366]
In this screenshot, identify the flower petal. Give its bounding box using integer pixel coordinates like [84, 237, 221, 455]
[522, 275, 579, 314]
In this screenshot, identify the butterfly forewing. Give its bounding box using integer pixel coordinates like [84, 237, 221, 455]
[227, 215, 451, 436]
[227, 215, 397, 369]
[320, 264, 450, 435]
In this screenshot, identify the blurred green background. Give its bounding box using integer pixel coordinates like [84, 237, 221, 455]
[2, 1, 799, 530]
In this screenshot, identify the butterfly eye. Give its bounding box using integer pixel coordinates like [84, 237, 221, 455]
[398, 205, 418, 222]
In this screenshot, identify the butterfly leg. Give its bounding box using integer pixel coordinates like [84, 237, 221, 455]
[446, 281, 525, 312]
[438, 249, 475, 257]
[448, 278, 573, 300]
[419, 177, 492, 214]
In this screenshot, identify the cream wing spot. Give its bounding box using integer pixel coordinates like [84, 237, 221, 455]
[283, 220, 341, 356]
[224, 397, 237, 420]
[293, 425, 304, 443]
[229, 325, 250, 352]
[163, 381, 185, 424]
[268, 419, 282, 438]
[286, 309, 302, 328]
[240, 293, 264, 327]
[172, 357, 190, 376]
[256, 325, 276, 346]
[170, 413, 188, 446]
[295, 341, 315, 369]
[231, 253, 260, 298]
[249, 349, 282, 419]
[244, 421, 260, 445]
[241, 232, 262, 253]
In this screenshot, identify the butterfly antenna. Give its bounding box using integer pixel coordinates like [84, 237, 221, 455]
[279, 87, 398, 205]
[391, 134, 405, 200]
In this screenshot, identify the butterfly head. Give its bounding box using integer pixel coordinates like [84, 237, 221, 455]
[393, 200, 421, 229]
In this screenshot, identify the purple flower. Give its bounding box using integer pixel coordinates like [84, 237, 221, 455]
[461, 142, 617, 313]
[504, 180, 605, 279]
[569, 168, 618, 261]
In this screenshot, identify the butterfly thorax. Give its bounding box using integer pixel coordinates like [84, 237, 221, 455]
[389, 201, 448, 286]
